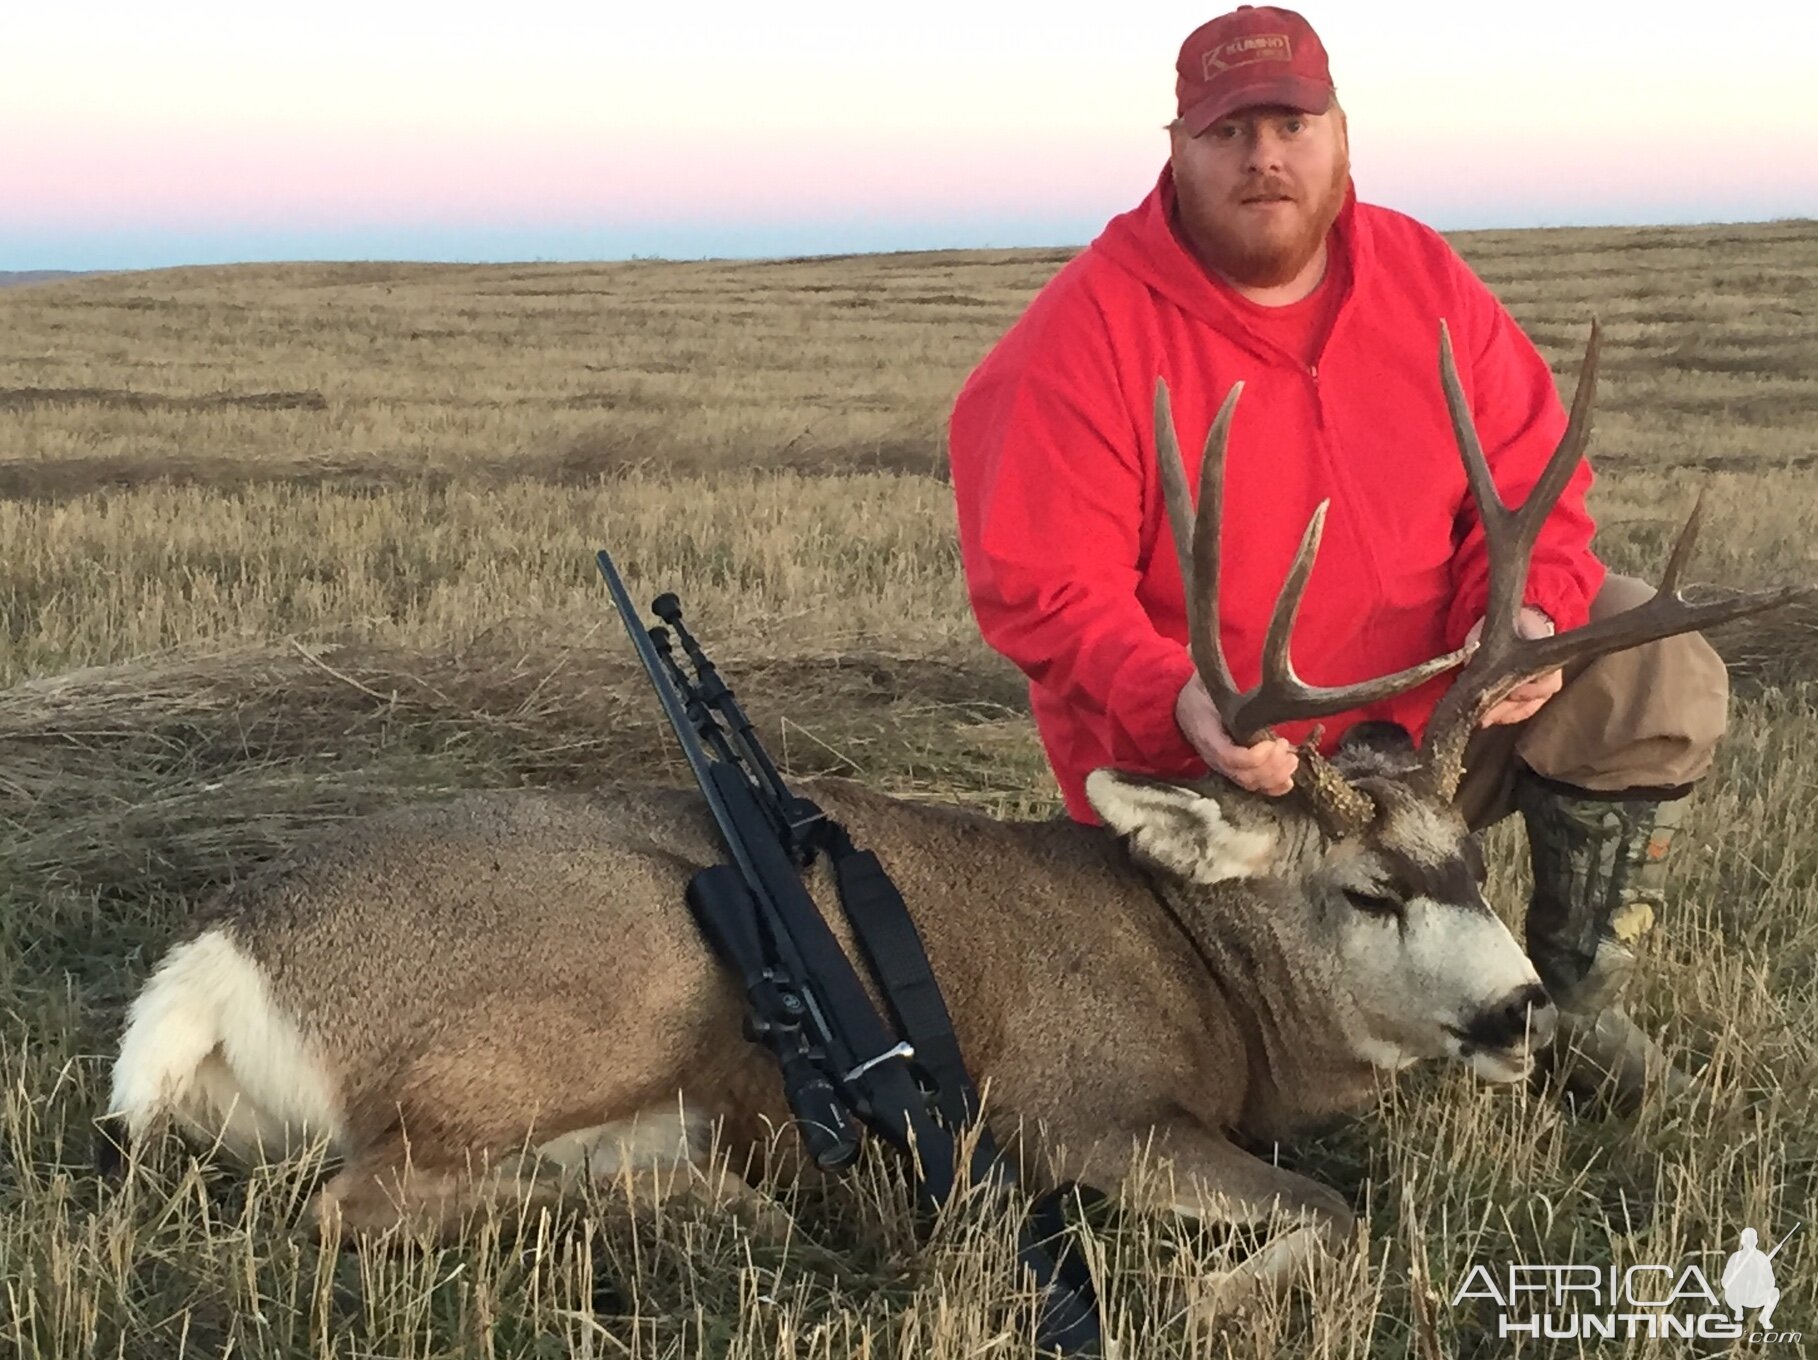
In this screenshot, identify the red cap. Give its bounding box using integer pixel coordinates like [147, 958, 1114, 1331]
[1175, 6, 1334, 136]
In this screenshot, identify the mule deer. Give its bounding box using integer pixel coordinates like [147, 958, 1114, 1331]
[105, 323, 1806, 1314]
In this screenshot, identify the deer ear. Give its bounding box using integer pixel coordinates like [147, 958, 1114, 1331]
[1085, 769, 1280, 884]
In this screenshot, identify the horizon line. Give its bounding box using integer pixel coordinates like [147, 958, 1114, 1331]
[5, 212, 1815, 278]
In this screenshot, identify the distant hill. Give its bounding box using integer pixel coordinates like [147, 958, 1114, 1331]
[0, 271, 92, 289]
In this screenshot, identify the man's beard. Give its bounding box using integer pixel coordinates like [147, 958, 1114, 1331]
[1181, 153, 1350, 289]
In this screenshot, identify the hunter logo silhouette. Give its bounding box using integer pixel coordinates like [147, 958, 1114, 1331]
[1723, 1224, 1798, 1328]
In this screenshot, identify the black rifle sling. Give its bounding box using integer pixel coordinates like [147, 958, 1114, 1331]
[815, 820, 975, 1130]
[708, 766, 960, 1209]
[815, 819, 1103, 1354]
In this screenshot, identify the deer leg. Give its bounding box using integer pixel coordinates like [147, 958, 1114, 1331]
[588, 1146, 801, 1248]
[310, 1133, 568, 1241]
[1072, 1123, 1356, 1322]
[312, 1104, 800, 1248]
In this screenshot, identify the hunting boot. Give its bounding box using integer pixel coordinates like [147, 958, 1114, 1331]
[1515, 770, 1695, 1111]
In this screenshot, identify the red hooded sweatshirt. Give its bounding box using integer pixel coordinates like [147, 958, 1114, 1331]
[948, 167, 1606, 823]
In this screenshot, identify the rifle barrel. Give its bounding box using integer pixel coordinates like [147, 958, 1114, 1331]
[595, 551, 765, 897]
[654, 594, 800, 811]
[595, 549, 861, 1079]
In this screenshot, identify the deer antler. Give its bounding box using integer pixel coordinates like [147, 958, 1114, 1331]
[1418, 318, 1817, 800]
[1154, 378, 1471, 839]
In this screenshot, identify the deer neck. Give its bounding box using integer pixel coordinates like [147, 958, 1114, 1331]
[1156, 876, 1385, 1137]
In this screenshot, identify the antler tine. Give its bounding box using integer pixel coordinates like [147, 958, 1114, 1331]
[1421, 319, 1818, 800]
[1469, 573, 1811, 689]
[1155, 377, 1242, 710]
[1658, 489, 1705, 595]
[1152, 375, 1476, 839]
[1155, 378, 1467, 748]
[1257, 500, 1330, 698]
[1237, 504, 1469, 739]
[1422, 319, 1602, 769]
[1439, 317, 1601, 662]
[1424, 520, 1816, 801]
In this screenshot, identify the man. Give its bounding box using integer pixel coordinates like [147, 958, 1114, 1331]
[946, 6, 1729, 1109]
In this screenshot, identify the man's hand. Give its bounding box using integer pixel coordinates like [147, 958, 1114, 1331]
[1464, 605, 1561, 727]
[1175, 674, 1298, 795]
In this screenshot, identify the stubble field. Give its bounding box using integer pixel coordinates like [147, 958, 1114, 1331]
[2, 217, 1816, 1358]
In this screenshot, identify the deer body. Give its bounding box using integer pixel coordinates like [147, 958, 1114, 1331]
[108, 324, 1811, 1314]
[114, 773, 1498, 1241]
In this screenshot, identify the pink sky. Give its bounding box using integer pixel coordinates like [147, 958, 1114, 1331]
[7, 1, 1815, 267]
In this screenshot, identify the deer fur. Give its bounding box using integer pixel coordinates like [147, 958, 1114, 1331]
[107, 722, 1555, 1312]
[107, 322, 1816, 1318]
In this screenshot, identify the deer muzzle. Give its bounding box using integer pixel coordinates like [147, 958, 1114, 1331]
[1451, 982, 1558, 1079]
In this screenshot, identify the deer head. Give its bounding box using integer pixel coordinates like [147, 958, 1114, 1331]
[1087, 321, 1812, 1080]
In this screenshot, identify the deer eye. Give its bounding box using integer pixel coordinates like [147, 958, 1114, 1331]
[1343, 887, 1404, 919]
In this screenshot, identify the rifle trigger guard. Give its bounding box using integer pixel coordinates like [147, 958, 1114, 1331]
[845, 1041, 915, 1083]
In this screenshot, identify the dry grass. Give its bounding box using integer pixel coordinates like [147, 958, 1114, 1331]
[2, 221, 1814, 498]
[2, 217, 1816, 1357]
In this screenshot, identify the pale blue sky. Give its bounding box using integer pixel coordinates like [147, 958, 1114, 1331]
[6, 1, 1816, 269]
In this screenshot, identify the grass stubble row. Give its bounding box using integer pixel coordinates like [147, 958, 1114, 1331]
[1, 218, 1815, 1356]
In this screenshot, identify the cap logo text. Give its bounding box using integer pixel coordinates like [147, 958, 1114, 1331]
[1202, 32, 1292, 77]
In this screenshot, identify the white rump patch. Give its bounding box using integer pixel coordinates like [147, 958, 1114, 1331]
[1085, 770, 1278, 884]
[107, 929, 344, 1160]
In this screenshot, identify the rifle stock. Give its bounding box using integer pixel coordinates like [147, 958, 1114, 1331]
[685, 865, 859, 1169]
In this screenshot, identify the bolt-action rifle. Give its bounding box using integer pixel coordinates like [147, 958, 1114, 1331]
[596, 546, 1101, 1356]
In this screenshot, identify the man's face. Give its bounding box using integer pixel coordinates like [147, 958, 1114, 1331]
[1170, 105, 1350, 289]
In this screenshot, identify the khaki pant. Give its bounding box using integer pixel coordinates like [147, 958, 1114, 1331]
[1454, 574, 1731, 830]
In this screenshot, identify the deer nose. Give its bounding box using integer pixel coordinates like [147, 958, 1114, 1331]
[1470, 983, 1556, 1052]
